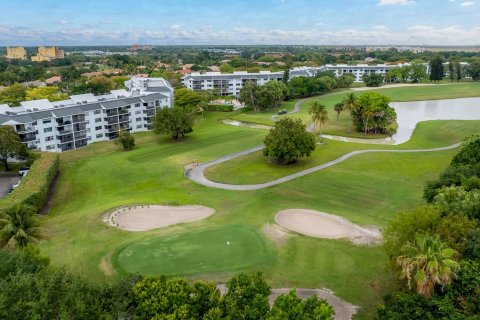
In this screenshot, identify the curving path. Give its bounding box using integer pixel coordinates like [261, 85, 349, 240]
[216, 284, 358, 320]
[185, 143, 460, 191]
[271, 96, 311, 121]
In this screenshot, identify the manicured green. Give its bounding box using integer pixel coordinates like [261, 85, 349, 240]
[38, 84, 480, 320]
[114, 225, 274, 277]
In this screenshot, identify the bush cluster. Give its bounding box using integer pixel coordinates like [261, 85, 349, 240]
[0, 152, 58, 213]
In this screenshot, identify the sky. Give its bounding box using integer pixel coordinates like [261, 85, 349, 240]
[0, 0, 479, 46]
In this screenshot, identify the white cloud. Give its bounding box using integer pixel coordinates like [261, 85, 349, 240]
[378, 0, 414, 5]
[0, 24, 479, 46]
[460, 1, 475, 6]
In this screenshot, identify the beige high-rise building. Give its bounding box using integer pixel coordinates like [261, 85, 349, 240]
[31, 46, 65, 62]
[6, 47, 27, 60]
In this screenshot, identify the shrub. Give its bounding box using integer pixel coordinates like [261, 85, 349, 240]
[204, 104, 234, 112]
[0, 152, 58, 213]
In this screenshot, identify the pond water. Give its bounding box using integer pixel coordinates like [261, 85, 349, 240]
[390, 97, 480, 144]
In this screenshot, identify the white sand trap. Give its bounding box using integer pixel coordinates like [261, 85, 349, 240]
[275, 209, 381, 245]
[104, 205, 215, 231]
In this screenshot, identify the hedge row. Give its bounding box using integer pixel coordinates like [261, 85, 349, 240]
[0, 152, 59, 213]
[205, 104, 234, 112]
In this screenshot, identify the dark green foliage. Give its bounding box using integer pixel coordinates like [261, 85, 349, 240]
[468, 61, 480, 81]
[223, 271, 271, 320]
[452, 134, 480, 167]
[352, 92, 396, 134]
[263, 118, 316, 164]
[267, 289, 334, 320]
[154, 107, 194, 140]
[0, 125, 27, 171]
[204, 104, 234, 112]
[465, 229, 480, 260]
[429, 55, 444, 82]
[115, 130, 136, 151]
[0, 245, 49, 278]
[239, 80, 288, 112]
[174, 87, 206, 111]
[336, 74, 355, 88]
[362, 73, 384, 87]
[0, 152, 58, 213]
[287, 76, 337, 98]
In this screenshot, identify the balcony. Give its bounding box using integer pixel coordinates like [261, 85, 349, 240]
[19, 132, 37, 142]
[74, 131, 87, 140]
[74, 139, 88, 149]
[72, 114, 86, 123]
[16, 125, 35, 133]
[57, 134, 74, 144]
[59, 142, 74, 152]
[119, 115, 129, 123]
[106, 110, 118, 117]
[106, 117, 119, 125]
[73, 123, 87, 132]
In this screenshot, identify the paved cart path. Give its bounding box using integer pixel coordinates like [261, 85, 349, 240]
[185, 143, 460, 191]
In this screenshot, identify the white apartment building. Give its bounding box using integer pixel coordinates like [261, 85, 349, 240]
[0, 77, 173, 152]
[182, 71, 285, 96]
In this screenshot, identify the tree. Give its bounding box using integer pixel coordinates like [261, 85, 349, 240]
[282, 67, 290, 84]
[174, 87, 205, 111]
[341, 92, 358, 134]
[219, 63, 234, 73]
[267, 289, 334, 320]
[409, 62, 428, 83]
[0, 126, 27, 171]
[0, 204, 47, 249]
[60, 66, 81, 82]
[397, 234, 460, 297]
[451, 134, 480, 167]
[336, 74, 355, 88]
[239, 81, 259, 112]
[223, 272, 271, 320]
[25, 86, 68, 102]
[467, 61, 480, 81]
[353, 92, 396, 134]
[263, 118, 316, 164]
[0, 84, 27, 106]
[115, 130, 135, 151]
[154, 108, 194, 140]
[334, 102, 344, 121]
[88, 76, 117, 95]
[362, 73, 384, 87]
[429, 55, 444, 82]
[308, 101, 329, 138]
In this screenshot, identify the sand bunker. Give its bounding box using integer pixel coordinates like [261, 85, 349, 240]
[275, 209, 381, 245]
[104, 205, 215, 231]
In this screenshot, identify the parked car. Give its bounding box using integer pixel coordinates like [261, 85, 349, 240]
[19, 167, 29, 176]
[277, 109, 288, 115]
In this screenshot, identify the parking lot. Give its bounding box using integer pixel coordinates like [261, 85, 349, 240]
[0, 174, 20, 199]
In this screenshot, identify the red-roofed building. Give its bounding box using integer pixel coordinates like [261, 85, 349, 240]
[176, 69, 192, 74]
[45, 76, 62, 84]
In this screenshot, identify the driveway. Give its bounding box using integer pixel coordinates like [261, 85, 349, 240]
[0, 174, 19, 199]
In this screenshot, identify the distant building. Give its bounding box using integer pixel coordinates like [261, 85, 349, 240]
[6, 47, 27, 60]
[0, 77, 173, 152]
[22, 80, 47, 88]
[31, 47, 65, 62]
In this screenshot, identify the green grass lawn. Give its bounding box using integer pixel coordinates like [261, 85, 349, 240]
[39, 84, 480, 320]
[114, 225, 274, 277]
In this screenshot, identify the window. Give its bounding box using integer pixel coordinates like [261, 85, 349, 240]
[44, 127, 52, 133]
[136, 117, 141, 122]
[135, 103, 140, 107]
[46, 145, 55, 150]
[94, 110, 101, 114]
[43, 118, 51, 124]
[95, 126, 102, 131]
[135, 110, 141, 114]
[45, 136, 54, 142]
[95, 118, 102, 123]
[96, 133, 103, 138]
[136, 124, 143, 129]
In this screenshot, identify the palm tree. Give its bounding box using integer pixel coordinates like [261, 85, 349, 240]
[308, 102, 329, 138]
[334, 102, 344, 122]
[0, 204, 47, 250]
[341, 93, 357, 134]
[362, 110, 374, 135]
[397, 234, 460, 297]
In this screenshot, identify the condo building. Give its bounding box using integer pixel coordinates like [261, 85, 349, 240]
[6, 47, 27, 60]
[0, 78, 173, 152]
[31, 46, 65, 62]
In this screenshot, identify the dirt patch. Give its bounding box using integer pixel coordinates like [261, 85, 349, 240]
[262, 223, 291, 244]
[40, 171, 60, 215]
[103, 205, 215, 231]
[99, 255, 113, 277]
[275, 209, 382, 246]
